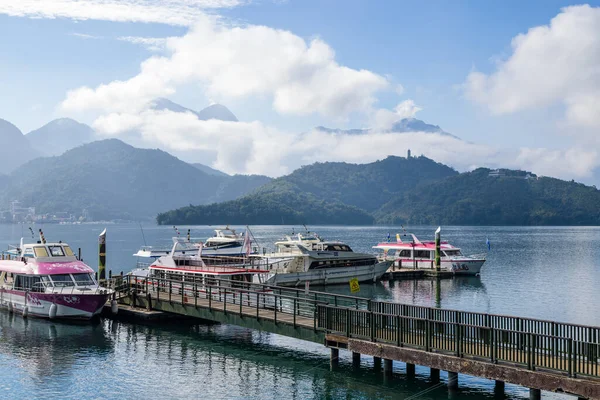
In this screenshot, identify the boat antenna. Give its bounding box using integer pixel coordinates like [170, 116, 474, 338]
[138, 222, 147, 246]
[28, 227, 34, 239]
[303, 224, 309, 233]
[187, 229, 191, 242]
[245, 225, 262, 251]
[38, 228, 46, 244]
[173, 226, 180, 236]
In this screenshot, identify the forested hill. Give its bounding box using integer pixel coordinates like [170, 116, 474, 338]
[1, 139, 270, 220]
[254, 156, 458, 211]
[374, 168, 600, 225]
[157, 156, 455, 225]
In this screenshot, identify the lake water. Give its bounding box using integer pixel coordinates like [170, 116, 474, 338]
[0, 224, 598, 399]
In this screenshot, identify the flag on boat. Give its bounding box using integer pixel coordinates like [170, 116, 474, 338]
[486, 237, 491, 251]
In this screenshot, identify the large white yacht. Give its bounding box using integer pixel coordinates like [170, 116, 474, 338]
[250, 233, 392, 286]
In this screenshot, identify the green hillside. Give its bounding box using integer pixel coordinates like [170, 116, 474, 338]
[375, 168, 600, 225]
[1, 139, 269, 220]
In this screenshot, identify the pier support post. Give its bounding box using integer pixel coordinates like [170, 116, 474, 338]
[330, 348, 339, 370]
[406, 363, 415, 377]
[447, 371, 458, 389]
[494, 380, 505, 395]
[373, 357, 381, 371]
[383, 359, 393, 377]
[430, 368, 440, 382]
[529, 388, 541, 400]
[352, 352, 361, 369]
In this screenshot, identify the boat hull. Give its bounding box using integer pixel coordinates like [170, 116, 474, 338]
[0, 290, 110, 320]
[263, 261, 392, 287]
[393, 258, 485, 275]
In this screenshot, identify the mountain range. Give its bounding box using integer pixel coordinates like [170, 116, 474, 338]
[158, 157, 600, 226]
[315, 118, 458, 138]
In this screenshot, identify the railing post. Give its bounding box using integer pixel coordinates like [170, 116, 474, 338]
[346, 308, 350, 337]
[426, 311, 431, 352]
[224, 291, 227, 314]
[274, 294, 277, 324]
[294, 298, 297, 328]
[239, 291, 243, 315]
[527, 333, 533, 370]
[256, 292, 260, 319]
[568, 338, 573, 377]
[455, 311, 461, 357]
[396, 315, 401, 346]
[370, 310, 375, 342]
[169, 281, 172, 303]
[181, 282, 185, 304]
[490, 327, 495, 363]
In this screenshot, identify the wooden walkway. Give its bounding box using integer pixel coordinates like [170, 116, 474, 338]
[112, 275, 600, 399]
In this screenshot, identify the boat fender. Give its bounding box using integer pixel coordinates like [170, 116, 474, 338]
[22, 305, 28, 318]
[49, 303, 57, 319]
[111, 299, 118, 315]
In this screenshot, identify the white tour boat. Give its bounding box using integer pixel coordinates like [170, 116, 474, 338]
[250, 233, 392, 287]
[0, 238, 112, 320]
[373, 232, 485, 275]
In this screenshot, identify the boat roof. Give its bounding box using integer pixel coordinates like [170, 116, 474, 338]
[0, 260, 94, 276]
[373, 241, 458, 250]
[149, 264, 267, 275]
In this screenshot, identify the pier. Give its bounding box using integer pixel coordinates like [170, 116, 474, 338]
[110, 275, 600, 399]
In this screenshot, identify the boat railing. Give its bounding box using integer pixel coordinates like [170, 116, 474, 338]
[25, 282, 113, 295]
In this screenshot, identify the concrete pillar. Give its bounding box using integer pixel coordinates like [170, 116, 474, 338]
[373, 356, 382, 371]
[430, 368, 440, 382]
[406, 363, 415, 377]
[383, 359, 393, 377]
[330, 348, 339, 370]
[529, 388, 541, 400]
[352, 352, 361, 369]
[447, 371, 458, 389]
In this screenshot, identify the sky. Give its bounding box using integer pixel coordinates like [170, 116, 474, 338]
[1, 0, 600, 181]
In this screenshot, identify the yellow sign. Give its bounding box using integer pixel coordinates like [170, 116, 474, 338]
[349, 278, 360, 293]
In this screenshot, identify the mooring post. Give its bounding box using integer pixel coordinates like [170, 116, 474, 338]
[529, 388, 541, 400]
[352, 352, 361, 369]
[146, 293, 151, 311]
[406, 363, 415, 377]
[430, 368, 440, 382]
[494, 380, 505, 395]
[330, 348, 339, 370]
[373, 356, 382, 371]
[447, 371, 458, 389]
[383, 359, 393, 377]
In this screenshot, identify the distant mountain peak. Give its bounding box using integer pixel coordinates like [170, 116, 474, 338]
[151, 98, 238, 122]
[315, 118, 458, 139]
[196, 104, 238, 122]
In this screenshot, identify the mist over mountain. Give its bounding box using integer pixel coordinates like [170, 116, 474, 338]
[0, 118, 40, 173]
[0, 139, 269, 220]
[26, 118, 96, 156]
[151, 98, 238, 122]
[315, 118, 458, 138]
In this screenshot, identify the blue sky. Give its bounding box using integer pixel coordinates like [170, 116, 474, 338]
[1, 0, 600, 180]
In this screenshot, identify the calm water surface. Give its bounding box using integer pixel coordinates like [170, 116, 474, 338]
[0, 224, 597, 399]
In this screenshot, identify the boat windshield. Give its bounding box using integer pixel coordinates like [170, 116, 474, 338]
[443, 249, 463, 257]
[50, 274, 75, 287]
[72, 273, 95, 286]
[64, 246, 75, 256]
[33, 246, 49, 257]
[48, 245, 65, 257]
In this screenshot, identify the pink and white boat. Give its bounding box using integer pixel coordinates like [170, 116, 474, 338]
[0, 239, 112, 320]
[373, 233, 486, 276]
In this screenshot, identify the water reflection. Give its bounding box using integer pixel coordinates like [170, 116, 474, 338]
[0, 311, 113, 377]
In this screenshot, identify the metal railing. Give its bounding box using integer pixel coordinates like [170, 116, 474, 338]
[112, 274, 600, 378]
[317, 305, 600, 378]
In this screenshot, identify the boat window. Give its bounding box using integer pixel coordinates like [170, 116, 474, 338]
[443, 250, 462, 257]
[63, 246, 75, 257]
[50, 274, 75, 287]
[48, 246, 65, 257]
[23, 247, 34, 258]
[415, 250, 432, 259]
[14, 275, 43, 291]
[72, 273, 95, 286]
[34, 246, 49, 258]
[398, 250, 411, 257]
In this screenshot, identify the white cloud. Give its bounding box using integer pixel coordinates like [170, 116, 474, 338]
[61, 16, 390, 118]
[0, 0, 244, 26]
[464, 5, 600, 130]
[117, 36, 168, 52]
[372, 99, 422, 130]
[71, 32, 102, 39]
[90, 107, 598, 182]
